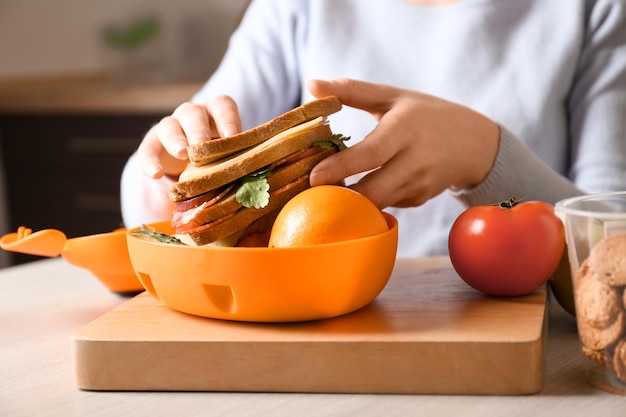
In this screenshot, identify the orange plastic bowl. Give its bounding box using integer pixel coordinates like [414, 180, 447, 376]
[126, 212, 398, 322]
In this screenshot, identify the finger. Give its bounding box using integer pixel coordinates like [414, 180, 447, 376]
[309, 119, 401, 188]
[136, 126, 169, 178]
[206, 95, 242, 138]
[308, 78, 398, 118]
[137, 128, 189, 179]
[349, 153, 430, 209]
[349, 169, 417, 209]
[172, 102, 212, 145]
[310, 142, 378, 188]
[153, 116, 191, 159]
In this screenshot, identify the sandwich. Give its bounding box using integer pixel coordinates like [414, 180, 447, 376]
[167, 96, 346, 246]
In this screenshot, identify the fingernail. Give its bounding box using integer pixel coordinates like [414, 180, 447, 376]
[309, 168, 330, 186]
[222, 126, 239, 138]
[309, 78, 327, 86]
[173, 143, 188, 159]
[146, 164, 162, 179]
[187, 131, 209, 145]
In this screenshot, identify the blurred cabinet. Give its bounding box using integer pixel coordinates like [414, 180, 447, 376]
[0, 114, 163, 264]
[0, 76, 201, 265]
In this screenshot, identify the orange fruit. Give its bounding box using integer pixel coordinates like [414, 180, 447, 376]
[269, 185, 388, 247]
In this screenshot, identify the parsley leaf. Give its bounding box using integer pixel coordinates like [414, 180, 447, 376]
[313, 134, 350, 151]
[131, 225, 187, 245]
[236, 169, 272, 208]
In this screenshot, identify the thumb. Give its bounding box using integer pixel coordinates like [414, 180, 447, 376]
[307, 78, 398, 117]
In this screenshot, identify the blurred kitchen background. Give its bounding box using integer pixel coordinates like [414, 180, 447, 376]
[0, 0, 250, 267]
[0, 0, 248, 82]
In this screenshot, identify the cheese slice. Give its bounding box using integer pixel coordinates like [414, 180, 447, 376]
[179, 117, 326, 182]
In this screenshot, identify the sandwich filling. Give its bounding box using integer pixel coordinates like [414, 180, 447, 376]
[172, 136, 347, 233]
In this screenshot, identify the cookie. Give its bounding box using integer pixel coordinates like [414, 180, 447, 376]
[589, 232, 626, 287]
[580, 311, 625, 351]
[582, 345, 614, 370]
[575, 260, 625, 350]
[613, 339, 626, 384]
[575, 260, 622, 328]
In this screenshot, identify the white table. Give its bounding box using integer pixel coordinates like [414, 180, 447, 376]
[1, 258, 624, 417]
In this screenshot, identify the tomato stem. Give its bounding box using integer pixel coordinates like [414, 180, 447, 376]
[497, 197, 524, 209]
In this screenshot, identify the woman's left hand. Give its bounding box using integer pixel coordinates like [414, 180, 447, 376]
[307, 78, 500, 209]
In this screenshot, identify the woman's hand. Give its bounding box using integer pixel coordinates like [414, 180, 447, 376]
[136, 95, 242, 179]
[307, 78, 500, 209]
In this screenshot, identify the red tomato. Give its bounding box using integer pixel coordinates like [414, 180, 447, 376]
[448, 198, 565, 297]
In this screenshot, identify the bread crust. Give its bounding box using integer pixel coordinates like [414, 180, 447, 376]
[187, 96, 342, 165]
[168, 123, 332, 202]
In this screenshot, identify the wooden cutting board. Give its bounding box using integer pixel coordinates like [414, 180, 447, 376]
[72, 257, 548, 394]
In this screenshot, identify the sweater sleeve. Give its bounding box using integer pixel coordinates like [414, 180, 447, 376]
[451, 127, 583, 206]
[453, 0, 626, 207]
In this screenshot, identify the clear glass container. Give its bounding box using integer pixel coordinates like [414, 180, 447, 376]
[556, 191, 626, 395]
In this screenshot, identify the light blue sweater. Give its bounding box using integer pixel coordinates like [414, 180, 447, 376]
[122, 0, 626, 256]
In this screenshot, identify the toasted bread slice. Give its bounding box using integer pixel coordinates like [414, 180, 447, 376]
[187, 96, 342, 165]
[183, 175, 311, 246]
[172, 146, 339, 231]
[168, 119, 332, 202]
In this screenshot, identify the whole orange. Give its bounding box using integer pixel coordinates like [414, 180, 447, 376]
[269, 185, 388, 247]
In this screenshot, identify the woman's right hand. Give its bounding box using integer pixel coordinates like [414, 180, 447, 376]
[136, 95, 243, 180]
